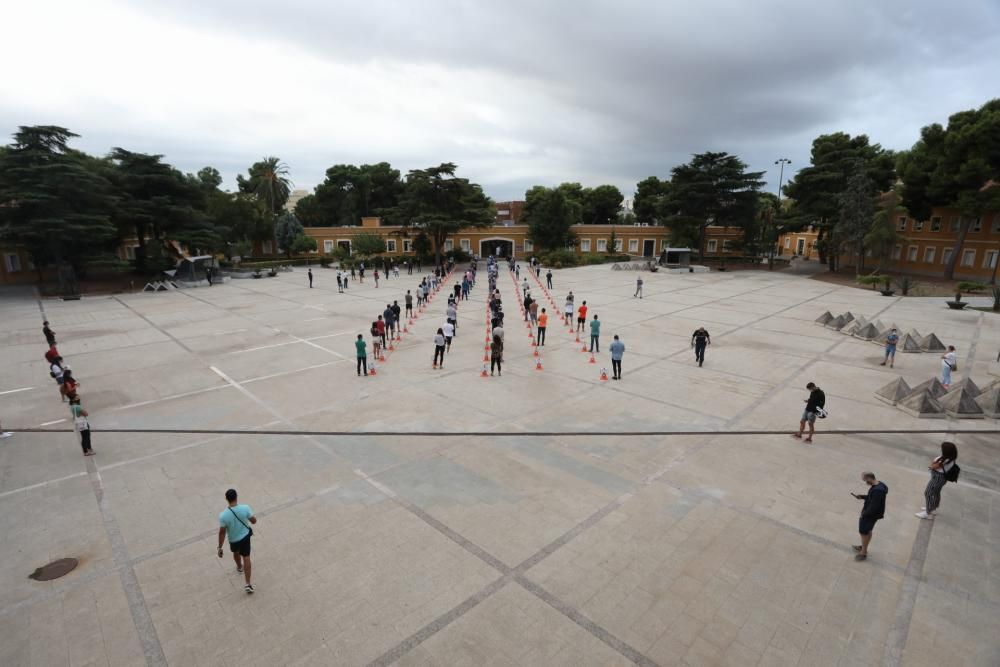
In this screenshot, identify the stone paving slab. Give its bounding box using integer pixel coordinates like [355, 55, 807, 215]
[1, 265, 999, 666]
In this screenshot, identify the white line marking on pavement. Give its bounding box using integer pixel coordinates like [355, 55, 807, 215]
[0, 471, 88, 500]
[38, 419, 66, 426]
[212, 328, 247, 335]
[0, 386, 34, 396]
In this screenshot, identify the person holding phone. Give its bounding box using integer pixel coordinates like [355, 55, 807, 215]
[218, 488, 257, 593]
[851, 472, 888, 561]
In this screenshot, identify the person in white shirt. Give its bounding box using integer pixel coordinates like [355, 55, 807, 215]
[940, 345, 957, 389]
[433, 329, 446, 368]
[442, 321, 455, 351]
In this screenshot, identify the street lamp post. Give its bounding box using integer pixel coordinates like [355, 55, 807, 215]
[769, 158, 791, 270]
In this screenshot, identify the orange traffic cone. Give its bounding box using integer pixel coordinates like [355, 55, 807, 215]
[581, 344, 588, 353]
[403, 325, 409, 333]
[483, 352, 489, 362]
[480, 364, 488, 377]
[575, 333, 581, 343]
[600, 367, 608, 381]
[535, 358, 543, 371]
[589, 353, 596, 364]
[379, 351, 386, 362]
[388, 342, 395, 351]
[369, 361, 377, 376]
[533, 348, 539, 357]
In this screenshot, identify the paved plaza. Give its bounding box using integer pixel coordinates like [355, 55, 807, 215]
[1, 264, 999, 666]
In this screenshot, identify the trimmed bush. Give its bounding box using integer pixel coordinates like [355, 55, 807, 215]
[958, 281, 986, 293]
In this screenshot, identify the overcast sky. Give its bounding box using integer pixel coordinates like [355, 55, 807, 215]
[2, 0, 998, 201]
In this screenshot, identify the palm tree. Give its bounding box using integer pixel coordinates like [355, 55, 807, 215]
[237, 156, 292, 219]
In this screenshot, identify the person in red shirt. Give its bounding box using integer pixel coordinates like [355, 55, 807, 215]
[577, 301, 588, 333]
[375, 316, 386, 348]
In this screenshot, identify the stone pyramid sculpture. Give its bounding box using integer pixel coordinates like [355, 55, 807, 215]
[842, 312, 855, 323]
[853, 322, 880, 340]
[841, 319, 860, 335]
[875, 377, 912, 405]
[947, 377, 981, 396]
[908, 378, 948, 399]
[815, 311, 833, 325]
[825, 315, 847, 330]
[899, 332, 922, 353]
[939, 387, 985, 418]
[870, 319, 886, 333]
[898, 389, 946, 418]
[919, 333, 946, 352]
[906, 328, 923, 341]
[975, 386, 1000, 418]
[873, 325, 900, 345]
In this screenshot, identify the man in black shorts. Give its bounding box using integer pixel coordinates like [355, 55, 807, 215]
[218, 488, 258, 593]
[691, 327, 710, 367]
[851, 472, 887, 561]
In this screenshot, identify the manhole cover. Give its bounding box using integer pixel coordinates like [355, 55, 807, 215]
[29, 558, 79, 581]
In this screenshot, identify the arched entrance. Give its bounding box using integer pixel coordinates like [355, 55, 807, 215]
[480, 238, 514, 259]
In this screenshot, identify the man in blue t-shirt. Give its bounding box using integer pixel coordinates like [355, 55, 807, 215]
[880, 328, 899, 368]
[218, 488, 257, 593]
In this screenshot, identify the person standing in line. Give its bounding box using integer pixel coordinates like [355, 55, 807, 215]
[50, 356, 66, 401]
[308, 268, 313, 288]
[537, 308, 548, 346]
[359, 264, 365, 283]
[433, 328, 446, 368]
[446, 302, 458, 336]
[393, 263, 400, 278]
[523, 292, 533, 321]
[369, 322, 381, 362]
[69, 398, 95, 456]
[522, 277, 529, 297]
[634, 277, 643, 298]
[454, 282, 461, 301]
[206, 267, 213, 286]
[589, 314, 601, 353]
[851, 472, 888, 562]
[217, 488, 257, 593]
[406, 260, 412, 275]
[564, 299, 574, 327]
[342, 270, 349, 290]
[609, 335, 625, 380]
[576, 301, 588, 333]
[442, 320, 455, 352]
[691, 327, 711, 367]
[61, 369, 80, 402]
[536, 264, 541, 278]
[422, 281, 430, 303]
[405, 291, 414, 318]
[941, 345, 957, 389]
[880, 328, 898, 367]
[336, 272, 343, 293]
[546, 270, 553, 290]
[461, 277, 470, 300]
[916, 441, 959, 520]
[383, 304, 395, 339]
[391, 301, 402, 330]
[43, 321, 56, 346]
[792, 382, 825, 443]
[356, 334, 369, 376]
[490, 333, 503, 376]
[373, 269, 380, 288]
[376, 316, 387, 349]
[529, 299, 539, 326]
[515, 264, 520, 279]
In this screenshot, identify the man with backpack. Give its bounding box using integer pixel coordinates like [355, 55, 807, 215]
[217, 488, 257, 593]
[792, 382, 825, 443]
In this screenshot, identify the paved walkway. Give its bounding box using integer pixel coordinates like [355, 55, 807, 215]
[1, 264, 998, 666]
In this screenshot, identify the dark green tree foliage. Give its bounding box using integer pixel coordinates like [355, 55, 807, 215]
[196, 166, 223, 191]
[352, 231, 387, 257]
[898, 99, 1000, 279]
[108, 148, 216, 273]
[836, 161, 876, 271]
[0, 126, 117, 275]
[208, 193, 271, 246]
[865, 189, 903, 271]
[783, 133, 895, 268]
[274, 212, 304, 257]
[293, 193, 324, 227]
[307, 162, 404, 226]
[290, 234, 317, 254]
[392, 163, 493, 265]
[237, 156, 292, 218]
[583, 184, 624, 224]
[523, 186, 580, 251]
[662, 152, 765, 256]
[633, 176, 669, 224]
[412, 231, 432, 259]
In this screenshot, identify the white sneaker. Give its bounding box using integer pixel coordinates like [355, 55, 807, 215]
[915, 511, 933, 520]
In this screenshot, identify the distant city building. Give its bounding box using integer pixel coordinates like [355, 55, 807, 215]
[493, 201, 525, 226]
[285, 189, 309, 213]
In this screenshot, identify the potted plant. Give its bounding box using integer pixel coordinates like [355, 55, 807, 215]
[879, 275, 894, 296]
[895, 275, 912, 296]
[252, 269, 262, 279]
[946, 290, 967, 310]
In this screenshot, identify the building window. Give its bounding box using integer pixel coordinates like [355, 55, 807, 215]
[942, 248, 953, 265]
[628, 239, 639, 253]
[907, 246, 918, 262]
[523, 240, 534, 252]
[784, 237, 791, 249]
[707, 239, 718, 253]
[897, 216, 907, 231]
[984, 250, 998, 269]
[961, 249, 976, 267]
[971, 217, 982, 232]
[386, 239, 397, 252]
[4, 253, 21, 273]
[891, 245, 901, 260]
[923, 247, 936, 263]
[496, 209, 510, 216]
[323, 240, 334, 253]
[722, 240, 733, 251]
[914, 220, 924, 232]
[580, 239, 591, 252]
[992, 215, 1000, 233]
[597, 239, 607, 252]
[613, 239, 623, 252]
[950, 217, 961, 232]
[930, 216, 942, 231]
[403, 240, 412, 252]
[444, 239, 453, 251]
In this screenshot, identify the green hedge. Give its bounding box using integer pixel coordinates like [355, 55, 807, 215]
[539, 251, 631, 268]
